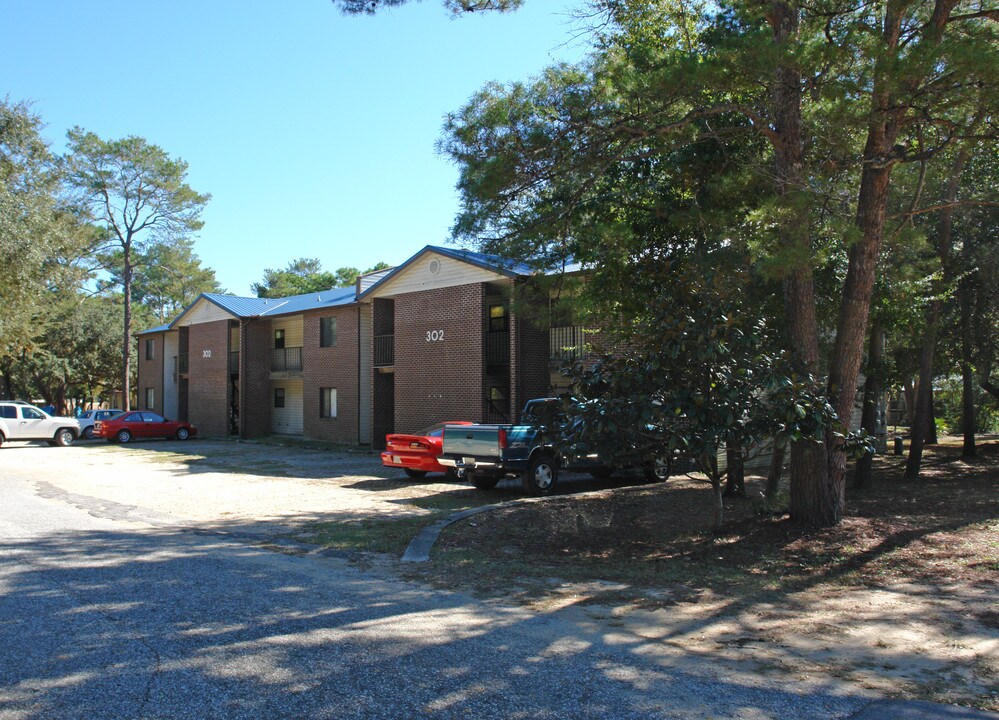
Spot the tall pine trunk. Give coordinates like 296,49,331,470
962,365,976,456
855,320,884,488
904,146,965,477
959,237,977,457
769,0,835,526
122,242,133,411
904,299,940,478
765,444,786,500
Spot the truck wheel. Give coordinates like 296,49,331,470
643,455,673,483
0,433,4,448
54,428,75,447
523,454,558,496
83,426,94,440
469,474,499,490
404,468,427,479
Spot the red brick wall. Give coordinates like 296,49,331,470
136,334,164,415
394,283,485,432
187,320,230,437
302,306,359,443
240,318,272,438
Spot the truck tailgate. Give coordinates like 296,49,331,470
442,425,504,458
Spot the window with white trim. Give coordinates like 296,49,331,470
320,388,337,418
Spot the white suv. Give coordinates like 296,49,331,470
0,402,81,447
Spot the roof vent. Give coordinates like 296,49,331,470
429,258,441,275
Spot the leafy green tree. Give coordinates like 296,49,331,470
334,0,519,12
555,260,844,531
395,0,994,525
62,130,210,410
15,292,123,412
65,295,124,407
103,238,222,322
252,258,390,297
0,99,77,371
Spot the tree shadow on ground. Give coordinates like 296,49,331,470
0,525,869,720
423,439,999,709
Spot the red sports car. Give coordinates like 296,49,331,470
95,411,198,443
381,421,473,478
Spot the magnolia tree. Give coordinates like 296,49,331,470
547,263,863,532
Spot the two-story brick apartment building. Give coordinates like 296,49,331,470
137,246,582,448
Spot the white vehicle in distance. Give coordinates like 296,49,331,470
77,408,124,440
0,402,81,447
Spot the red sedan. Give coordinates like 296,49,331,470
95,411,198,443
381,421,473,478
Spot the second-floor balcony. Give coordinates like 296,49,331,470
271,347,303,373
374,334,394,367
485,331,509,364
550,326,590,362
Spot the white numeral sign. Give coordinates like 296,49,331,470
426,330,444,342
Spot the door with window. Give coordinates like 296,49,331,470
14,406,47,439
271,380,304,435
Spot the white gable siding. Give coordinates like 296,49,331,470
272,379,304,435
174,299,237,326
163,331,179,420
365,253,509,298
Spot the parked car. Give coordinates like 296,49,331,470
381,421,474,478
76,408,124,440
0,402,80,447
94,411,197,443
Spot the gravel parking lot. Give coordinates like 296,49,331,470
1,438,460,539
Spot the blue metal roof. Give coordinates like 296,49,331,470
150,245,581,332
165,287,359,330
256,286,356,316
425,245,536,276
135,323,172,336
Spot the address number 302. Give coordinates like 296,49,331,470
426,330,444,342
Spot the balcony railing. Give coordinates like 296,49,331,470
484,331,510,364
550,326,589,362
229,351,239,374
374,334,394,367
271,347,303,372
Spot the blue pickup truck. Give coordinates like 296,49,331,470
437,398,647,496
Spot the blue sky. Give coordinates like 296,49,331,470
5,1,590,295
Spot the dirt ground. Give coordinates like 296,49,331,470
6,434,996,710
418,437,999,710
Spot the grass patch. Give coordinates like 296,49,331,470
301,516,432,555
300,490,500,556
420,437,999,604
